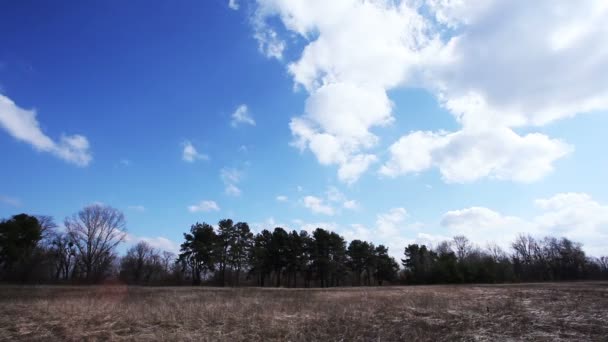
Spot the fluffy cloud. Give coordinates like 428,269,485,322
0,94,92,166
188,200,220,212
225,184,242,197
228,0,239,11
276,195,288,202
302,186,359,214
440,193,608,256
254,0,608,183
231,104,255,127
303,195,334,216
440,206,535,249
343,200,358,210
182,141,208,162
381,128,572,183
220,167,243,196
340,207,428,260
126,234,180,254
254,0,435,184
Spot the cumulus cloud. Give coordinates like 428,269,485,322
343,200,358,210
440,206,535,249
340,207,427,260
220,167,243,196
254,1,435,184
303,195,334,216
188,200,220,212
381,128,572,183
126,234,180,254
0,94,92,166
302,186,359,215
440,193,608,256
228,0,239,10
276,195,288,202
182,141,208,162
231,104,255,127
253,0,608,184
225,184,242,197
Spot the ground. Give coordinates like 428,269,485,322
0,282,607,341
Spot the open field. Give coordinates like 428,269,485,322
1,282,607,341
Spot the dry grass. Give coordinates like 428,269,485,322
1,282,607,341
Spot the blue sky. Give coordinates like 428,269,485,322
1,0,607,257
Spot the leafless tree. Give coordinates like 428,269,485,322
486,242,507,261
598,256,608,272
36,215,57,244
453,235,472,261
65,204,127,282
512,234,535,262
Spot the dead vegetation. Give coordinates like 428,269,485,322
1,282,607,341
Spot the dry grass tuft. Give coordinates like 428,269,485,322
1,282,607,341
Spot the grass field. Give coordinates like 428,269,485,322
1,282,607,341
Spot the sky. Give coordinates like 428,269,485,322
1,0,607,258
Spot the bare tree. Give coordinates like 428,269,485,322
35,215,58,244
486,243,507,262
65,204,127,282
512,234,537,264
598,256,608,272
453,235,472,261
50,232,76,280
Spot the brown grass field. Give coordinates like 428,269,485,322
1,282,607,341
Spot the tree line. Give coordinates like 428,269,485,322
1,204,607,286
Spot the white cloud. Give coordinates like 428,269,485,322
0,195,21,207
325,186,345,202
231,104,255,127
254,0,438,183
343,200,358,210
440,193,608,256
298,221,339,234
128,205,146,212
276,195,288,202
254,0,608,184
188,200,220,212
303,186,358,214
225,183,242,196
381,128,572,183
340,207,419,260
228,0,239,10
440,206,535,250
376,207,409,238
0,94,92,166
220,167,243,196
126,234,179,254
182,141,208,162
425,1,608,128
303,195,334,215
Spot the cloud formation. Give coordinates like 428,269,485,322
440,193,608,256
303,195,334,216
231,104,255,127
188,200,220,212
0,94,92,166
220,167,243,196
182,141,208,162
254,0,608,184
228,0,239,11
